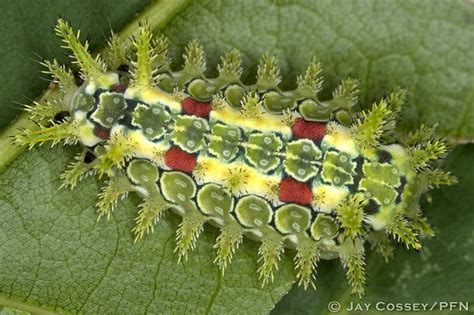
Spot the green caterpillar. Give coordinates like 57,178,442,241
15,19,456,297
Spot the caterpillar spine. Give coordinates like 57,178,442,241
15,19,457,296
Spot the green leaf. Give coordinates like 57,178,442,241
0,146,295,314
0,0,473,313
273,144,474,314
0,0,150,128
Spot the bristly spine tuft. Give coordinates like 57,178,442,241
218,49,243,80
386,213,422,250
175,212,207,262
130,23,156,89
41,59,75,92
23,98,66,121
94,130,136,177
297,56,323,97
294,240,320,289
133,195,169,241
340,241,366,298
241,91,263,120
183,40,206,76
332,78,359,109
408,137,448,172
257,53,281,89
104,32,129,70
14,119,78,149
96,172,133,219
153,35,171,72
258,236,284,286
60,152,95,189
214,224,244,274
335,194,365,240
55,18,106,81
351,92,405,150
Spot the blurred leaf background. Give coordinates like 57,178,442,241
0,0,473,314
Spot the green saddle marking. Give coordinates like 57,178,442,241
321,151,356,186
91,92,127,128
324,151,355,173
275,204,311,234
363,162,400,187
311,214,338,240
284,139,322,181
235,195,272,229
359,178,398,206
285,158,319,182
131,103,171,140
73,90,95,113
197,183,234,217
245,133,283,173
187,78,216,101
334,109,352,126
321,164,353,186
156,73,176,93
160,171,197,205
126,159,159,187
208,123,241,162
262,91,295,113
171,115,209,153
299,99,331,122
224,84,245,109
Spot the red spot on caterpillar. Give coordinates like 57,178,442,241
94,126,110,140
164,146,197,173
181,97,212,118
291,118,326,140
278,177,313,205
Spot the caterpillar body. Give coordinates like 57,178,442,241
15,19,456,296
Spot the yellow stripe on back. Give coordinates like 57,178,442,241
211,106,291,137
194,156,281,204
125,87,182,112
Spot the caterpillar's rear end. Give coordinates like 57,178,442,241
15,19,456,297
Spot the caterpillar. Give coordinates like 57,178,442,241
14,19,457,297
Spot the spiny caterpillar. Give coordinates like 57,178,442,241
15,19,457,297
